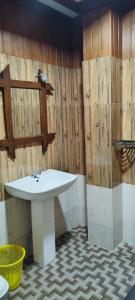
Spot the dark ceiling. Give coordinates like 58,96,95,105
8,0,135,19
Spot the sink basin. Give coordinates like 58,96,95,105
5,169,77,201
5,169,77,266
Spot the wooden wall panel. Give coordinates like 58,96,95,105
0,91,6,140
0,1,82,68
83,57,121,188
111,58,122,139
82,6,122,188
122,8,135,59
72,68,85,174
71,23,83,68
111,58,122,186
83,9,122,60
112,11,122,59
0,54,85,200
121,8,135,185
11,89,41,138
83,58,112,187
122,59,135,184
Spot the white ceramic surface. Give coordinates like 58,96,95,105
123,183,135,245
0,202,8,245
5,169,77,201
0,275,9,299
5,169,77,266
87,184,123,250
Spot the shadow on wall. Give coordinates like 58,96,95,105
0,196,68,256
7,198,33,256
55,196,67,238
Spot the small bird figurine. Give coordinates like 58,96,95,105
35,69,48,83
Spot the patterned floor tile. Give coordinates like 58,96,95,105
8,226,135,300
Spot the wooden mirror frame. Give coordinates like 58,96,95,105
0,65,55,160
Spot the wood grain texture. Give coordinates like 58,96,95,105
71,23,83,68
2,65,15,158
0,64,55,158
83,9,122,60
0,54,85,200
122,59,135,184
120,8,135,184
82,6,135,187
0,1,81,68
111,58,122,140
122,8,135,59
83,57,121,188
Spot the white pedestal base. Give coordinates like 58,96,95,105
31,198,55,266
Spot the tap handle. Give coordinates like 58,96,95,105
31,170,41,177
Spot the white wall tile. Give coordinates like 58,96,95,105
123,183,135,245
87,185,113,249
77,207,87,227
87,184,123,250
55,175,86,232
88,221,114,250
77,175,87,208
87,185,113,227
0,201,8,245
55,215,67,238
113,184,123,248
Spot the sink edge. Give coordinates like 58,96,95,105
5,177,77,201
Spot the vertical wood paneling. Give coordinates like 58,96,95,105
83,10,111,60
11,89,41,138
83,58,112,187
0,0,84,252
72,23,82,68
72,68,85,174
83,7,122,188
83,9,122,60
0,91,6,139
0,1,82,68
122,8,135,59
112,11,122,59
0,54,85,200
111,58,122,186
122,59,135,184
121,8,135,184
83,57,121,188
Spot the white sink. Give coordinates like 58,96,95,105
5,169,77,201
5,169,77,266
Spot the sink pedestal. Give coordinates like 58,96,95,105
5,169,77,266
31,198,56,266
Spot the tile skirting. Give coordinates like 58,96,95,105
87,183,135,250
87,184,123,250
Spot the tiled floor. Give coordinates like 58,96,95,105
8,227,135,300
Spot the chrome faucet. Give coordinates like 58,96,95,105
31,170,41,178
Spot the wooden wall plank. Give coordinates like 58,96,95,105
83,58,112,187
83,57,121,188
83,8,122,60
122,7,135,182
0,1,82,68
82,7,122,188
122,8,135,59
0,53,85,200
122,59,135,184
0,91,6,140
